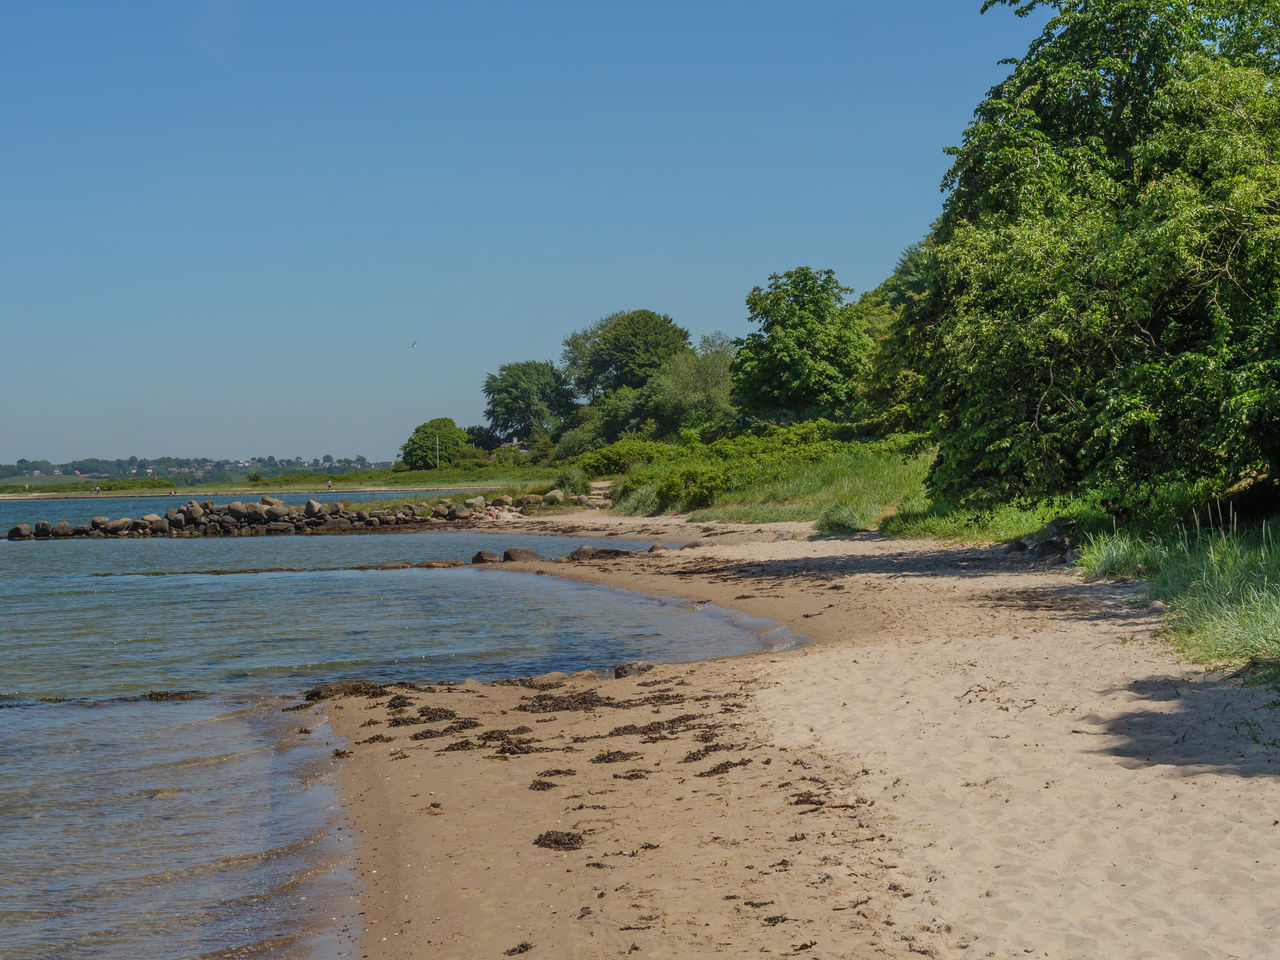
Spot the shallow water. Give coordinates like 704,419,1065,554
0,510,793,959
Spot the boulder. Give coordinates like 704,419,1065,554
615,661,656,679
448,507,473,521
245,503,268,523
543,489,565,504
261,496,283,507
518,494,543,507
321,517,353,532
226,501,249,520
471,550,502,564
104,517,135,534
6,524,31,540
303,499,325,518
91,516,110,530
432,504,450,519
51,521,74,538
266,521,295,535
1029,536,1068,560
266,504,289,522
149,517,170,535
566,546,598,561
492,494,514,507
328,502,344,516
503,547,545,562
169,513,186,529
33,521,52,539
464,495,486,510
647,544,670,553
72,525,92,537
141,513,164,524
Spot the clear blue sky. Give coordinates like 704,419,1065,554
2,1,1049,463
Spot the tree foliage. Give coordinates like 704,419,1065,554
732,267,872,420
400,417,468,470
562,309,691,398
909,0,1280,502
482,360,575,440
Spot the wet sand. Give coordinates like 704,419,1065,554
317,514,1280,959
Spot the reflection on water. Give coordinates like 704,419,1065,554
0,527,793,959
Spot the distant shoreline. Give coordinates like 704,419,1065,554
0,485,502,502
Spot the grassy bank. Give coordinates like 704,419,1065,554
577,426,932,531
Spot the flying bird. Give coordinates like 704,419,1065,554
409,339,417,349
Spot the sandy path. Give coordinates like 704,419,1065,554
322,516,1280,959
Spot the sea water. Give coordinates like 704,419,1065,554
0,507,793,959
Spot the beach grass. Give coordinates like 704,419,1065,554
1078,514,1280,664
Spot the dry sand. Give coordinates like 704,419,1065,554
311,514,1280,959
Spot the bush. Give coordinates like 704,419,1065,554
554,465,591,497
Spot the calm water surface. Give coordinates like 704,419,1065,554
0,502,793,959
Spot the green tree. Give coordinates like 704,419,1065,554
482,360,576,439
731,267,872,420
400,417,468,470
643,333,738,438
562,310,691,398
909,0,1280,502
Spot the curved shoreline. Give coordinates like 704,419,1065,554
315,511,1280,959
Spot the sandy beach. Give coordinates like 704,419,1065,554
312,514,1280,959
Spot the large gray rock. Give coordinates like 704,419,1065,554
182,503,203,522
448,506,473,521
543,489,565,504
464,495,486,510
33,521,52,539
471,550,502,564
226,501,249,520
7,524,31,540
104,517,135,534
492,494,514,507
266,521,295,535
321,517,352,531
141,513,164,524
304,499,325,518
150,517,170,534
265,504,289,522
518,494,543,507
51,521,73,538
432,504,450,519
503,547,545,562
261,496,283,507
91,516,110,530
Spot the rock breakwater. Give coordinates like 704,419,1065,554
5,490,607,541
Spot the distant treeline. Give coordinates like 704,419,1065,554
0,454,384,485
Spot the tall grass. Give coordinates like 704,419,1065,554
606,435,932,532
1079,509,1280,663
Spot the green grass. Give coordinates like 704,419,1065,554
602,431,932,532
1078,513,1280,664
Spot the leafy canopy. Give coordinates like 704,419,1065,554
482,360,575,440
732,266,872,420
561,309,691,399
400,417,468,470
910,0,1280,503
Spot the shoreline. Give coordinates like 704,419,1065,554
0,484,495,502
314,512,1280,958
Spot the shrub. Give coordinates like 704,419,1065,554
554,465,591,496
